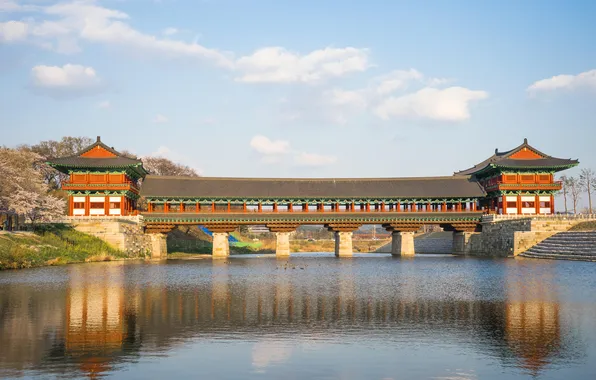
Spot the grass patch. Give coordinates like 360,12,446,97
0,224,126,270
569,221,596,231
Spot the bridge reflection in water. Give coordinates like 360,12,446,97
0,259,586,378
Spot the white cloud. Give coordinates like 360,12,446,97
0,21,28,42
236,46,369,84
374,86,488,121
0,0,39,12
375,69,424,95
31,64,101,89
0,1,233,67
327,88,368,109
527,69,596,93
162,27,178,36
294,152,337,167
97,100,110,109
250,135,290,155
152,114,169,123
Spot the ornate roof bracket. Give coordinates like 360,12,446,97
382,223,420,232
325,223,362,232
267,224,300,232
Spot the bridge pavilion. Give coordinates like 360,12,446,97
48,138,578,258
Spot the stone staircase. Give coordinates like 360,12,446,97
520,232,596,261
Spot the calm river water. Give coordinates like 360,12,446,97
1,254,596,379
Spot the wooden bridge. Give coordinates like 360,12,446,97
46,137,578,258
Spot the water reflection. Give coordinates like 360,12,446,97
0,257,590,379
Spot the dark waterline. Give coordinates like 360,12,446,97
1,254,596,379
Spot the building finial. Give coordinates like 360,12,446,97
524,137,528,144
97,136,101,142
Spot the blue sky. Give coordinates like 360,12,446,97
1,0,595,179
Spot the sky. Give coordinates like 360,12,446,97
0,0,595,180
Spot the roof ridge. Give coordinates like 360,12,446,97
499,138,552,159
76,136,123,157
144,175,475,181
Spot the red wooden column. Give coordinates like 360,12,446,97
351,201,355,211
104,196,109,216
85,195,91,216
427,201,431,212
381,202,386,212
550,194,555,214
442,202,447,212
258,202,262,213
164,202,170,213
212,201,216,212
304,202,309,212
412,203,417,212
196,202,200,213
289,202,293,212
366,202,370,212
472,201,477,212
321,202,325,213
121,196,125,215
227,201,231,213
243,202,247,212
517,195,522,215
69,196,74,216
396,202,400,212
273,202,278,212
147,201,152,213
180,202,185,212
335,202,339,212
535,195,540,215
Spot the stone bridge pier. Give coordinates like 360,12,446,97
267,224,299,257
390,231,416,256
327,224,361,257
205,224,238,259
382,224,418,256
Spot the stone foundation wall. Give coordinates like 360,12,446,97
458,218,574,257
68,219,152,257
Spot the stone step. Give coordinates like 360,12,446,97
521,252,596,262
540,243,596,251
526,248,596,256
521,231,596,260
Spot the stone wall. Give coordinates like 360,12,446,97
455,218,576,257
415,232,453,254
68,218,152,258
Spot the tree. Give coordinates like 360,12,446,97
559,175,570,214
567,176,582,214
11,190,65,224
0,147,65,224
142,156,199,177
30,136,94,158
28,136,94,190
579,168,595,214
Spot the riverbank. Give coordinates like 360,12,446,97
0,225,127,270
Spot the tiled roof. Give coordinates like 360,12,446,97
140,175,486,199
455,139,579,175
46,136,146,175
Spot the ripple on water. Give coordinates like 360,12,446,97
0,256,595,379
